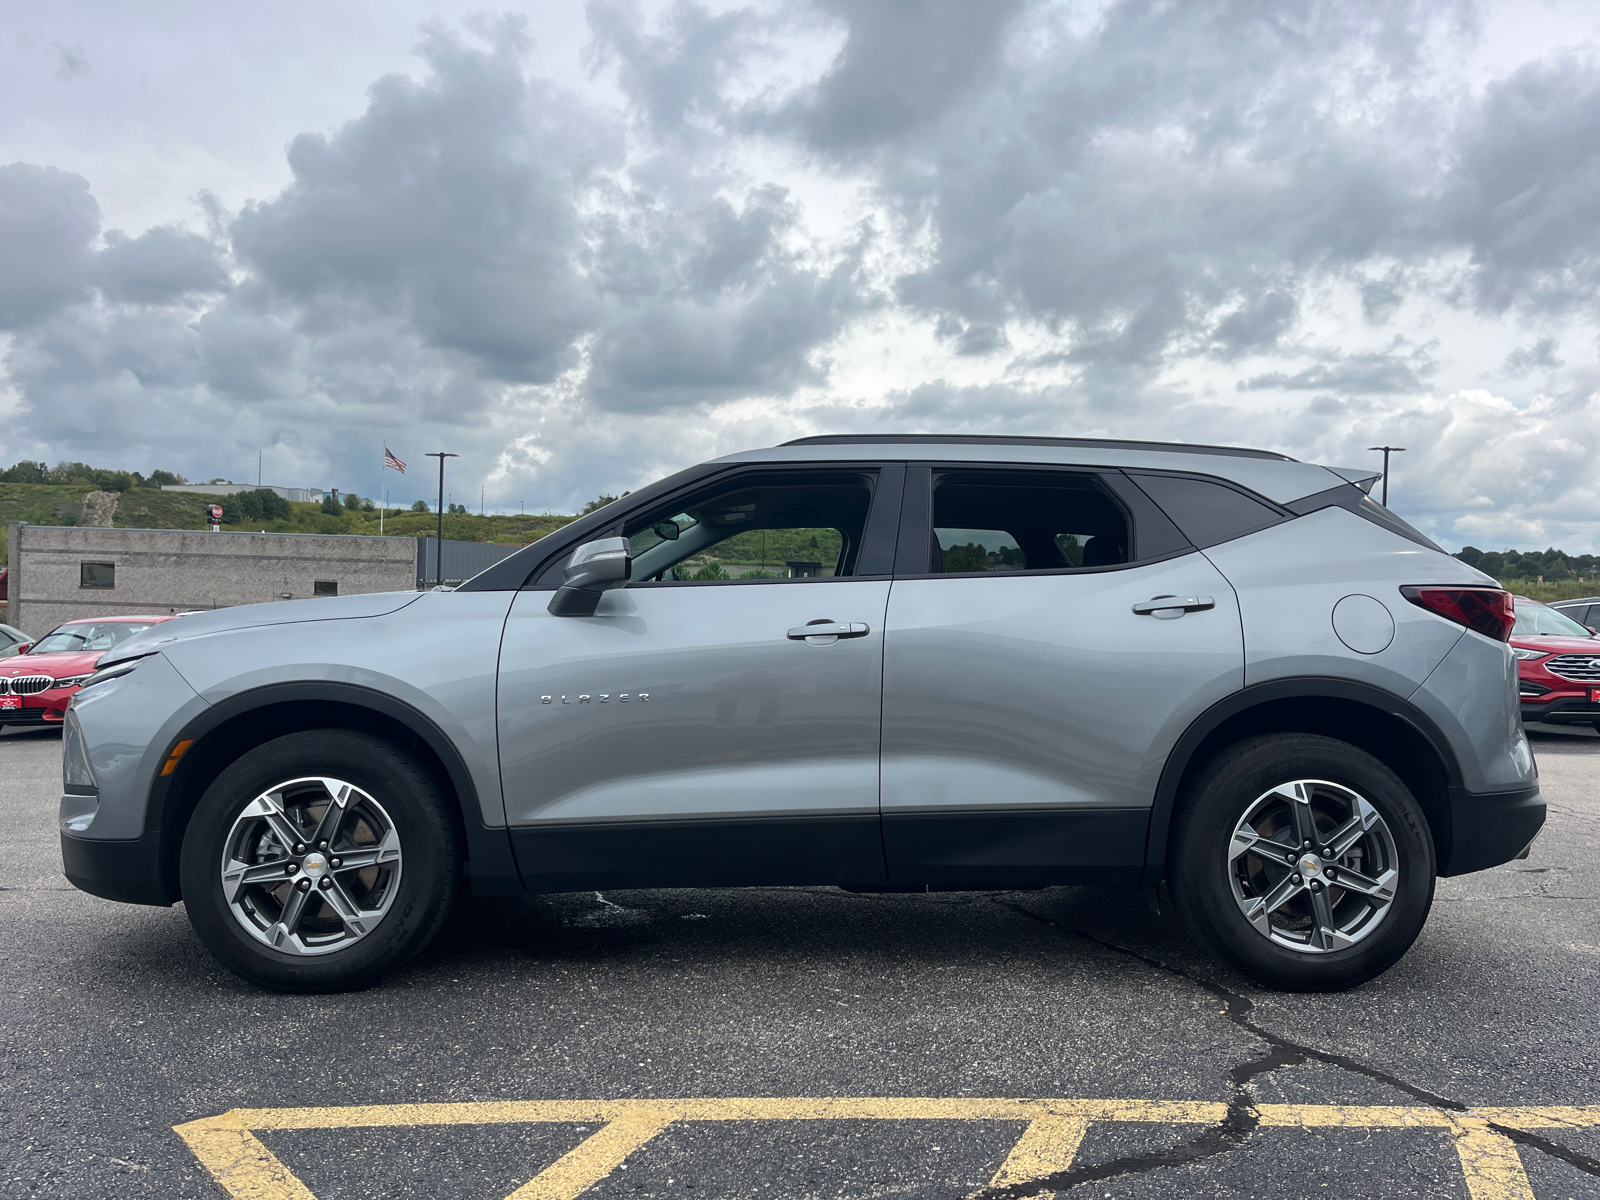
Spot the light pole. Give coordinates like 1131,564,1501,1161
1367,445,1406,507
425,452,458,586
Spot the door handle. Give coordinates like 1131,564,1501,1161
787,621,871,642
1132,595,1215,619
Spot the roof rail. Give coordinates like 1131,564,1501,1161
779,433,1294,461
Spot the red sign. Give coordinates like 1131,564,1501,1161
207,504,223,528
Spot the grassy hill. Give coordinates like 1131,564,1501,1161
0,483,581,562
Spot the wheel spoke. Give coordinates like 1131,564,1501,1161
309,780,351,848
1329,865,1397,904
1242,870,1304,935
1229,826,1300,863
318,876,375,937
268,885,313,951
221,857,296,902
239,792,303,854
330,827,401,872
1270,781,1319,847
1308,886,1355,950
1325,797,1381,858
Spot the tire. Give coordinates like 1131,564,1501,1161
1171,733,1435,992
179,729,459,992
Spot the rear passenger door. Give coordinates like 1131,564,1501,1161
880,466,1244,887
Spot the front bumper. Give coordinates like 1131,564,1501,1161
1520,694,1600,725
1440,783,1545,876
60,829,171,905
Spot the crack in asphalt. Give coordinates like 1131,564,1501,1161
966,898,1600,1197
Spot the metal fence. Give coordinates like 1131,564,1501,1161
416,538,527,588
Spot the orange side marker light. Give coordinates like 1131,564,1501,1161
161,739,194,776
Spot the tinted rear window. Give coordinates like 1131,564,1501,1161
1127,473,1284,549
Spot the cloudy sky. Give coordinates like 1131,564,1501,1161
3,0,1600,546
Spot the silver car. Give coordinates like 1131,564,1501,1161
60,435,1543,992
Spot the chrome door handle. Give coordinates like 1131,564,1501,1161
787,621,871,641
1132,595,1215,619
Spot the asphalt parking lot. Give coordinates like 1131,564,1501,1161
2,724,1597,1200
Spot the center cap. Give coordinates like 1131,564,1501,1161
1300,855,1323,876
302,853,328,875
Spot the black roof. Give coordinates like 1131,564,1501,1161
779,434,1293,461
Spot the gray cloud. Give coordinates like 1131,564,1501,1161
97,227,229,305
765,0,1027,152
0,164,99,329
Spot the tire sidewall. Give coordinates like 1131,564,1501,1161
1174,734,1435,992
180,730,454,992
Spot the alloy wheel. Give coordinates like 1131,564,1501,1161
1227,778,1399,954
219,776,403,955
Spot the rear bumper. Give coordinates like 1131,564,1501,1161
61,830,172,906
1440,783,1545,876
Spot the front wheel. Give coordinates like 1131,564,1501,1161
1171,733,1435,992
179,730,459,992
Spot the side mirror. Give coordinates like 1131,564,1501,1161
548,537,632,617
13,642,29,655
653,520,680,541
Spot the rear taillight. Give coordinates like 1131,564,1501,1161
1400,586,1514,642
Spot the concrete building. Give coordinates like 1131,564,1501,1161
5,524,416,636
161,483,325,504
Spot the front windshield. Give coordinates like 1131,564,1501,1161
1512,604,1592,638
29,622,154,654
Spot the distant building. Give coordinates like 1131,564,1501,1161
161,483,325,504
6,524,415,635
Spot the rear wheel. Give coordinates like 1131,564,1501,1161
179,730,458,992
1171,733,1435,992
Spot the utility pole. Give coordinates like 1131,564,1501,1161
425,452,458,586
1367,445,1406,507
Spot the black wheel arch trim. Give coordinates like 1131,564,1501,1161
147,680,521,903
1143,676,1467,882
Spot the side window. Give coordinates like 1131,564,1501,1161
930,473,1132,574
624,474,875,583
1127,473,1284,549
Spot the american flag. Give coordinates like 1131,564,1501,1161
383,446,406,474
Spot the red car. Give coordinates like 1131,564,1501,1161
0,615,177,730
1512,597,1600,730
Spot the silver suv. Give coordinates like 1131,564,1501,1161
60,436,1543,993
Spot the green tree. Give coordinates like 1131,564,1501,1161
742,568,776,579
321,493,343,515
691,562,730,581
411,500,430,512
223,488,292,524
941,543,991,572
343,492,364,510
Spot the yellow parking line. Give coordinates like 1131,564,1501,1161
984,1116,1091,1200
505,1109,676,1200
174,1097,1599,1200
173,1111,317,1200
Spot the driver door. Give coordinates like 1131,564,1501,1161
496,466,903,891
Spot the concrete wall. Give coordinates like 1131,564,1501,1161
6,524,416,636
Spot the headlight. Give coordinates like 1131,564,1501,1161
1513,648,1550,661
54,674,92,689
76,656,149,692
63,711,97,792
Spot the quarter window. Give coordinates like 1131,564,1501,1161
930,474,1132,574
1127,473,1283,548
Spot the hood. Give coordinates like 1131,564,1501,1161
0,649,99,678
99,590,425,666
